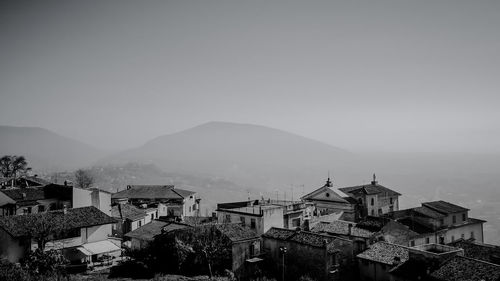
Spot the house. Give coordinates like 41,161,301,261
262,227,354,281
311,220,376,254
357,242,410,281
216,199,307,235
125,220,190,250
429,255,500,281
73,187,112,215
111,204,149,237
0,206,119,266
163,223,260,280
112,185,200,219
385,200,486,246
0,183,72,216
339,174,401,218
301,177,359,221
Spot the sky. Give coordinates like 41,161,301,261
1,0,499,152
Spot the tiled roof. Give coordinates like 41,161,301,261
356,216,391,232
422,201,469,214
312,221,375,238
0,206,116,237
111,204,146,221
357,242,409,265
339,182,401,196
396,217,434,234
1,188,46,202
125,220,187,241
0,184,72,205
262,227,296,240
289,231,337,249
448,239,500,265
263,227,343,253
430,255,500,281
413,206,446,219
215,223,259,242
112,185,195,200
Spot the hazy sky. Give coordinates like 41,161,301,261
1,0,499,152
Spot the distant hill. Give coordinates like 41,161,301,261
104,121,360,192
0,126,104,171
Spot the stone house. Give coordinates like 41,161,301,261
111,203,150,237
0,183,72,216
385,200,485,246
125,220,190,250
112,185,200,219
339,175,401,218
216,199,307,235
262,227,354,281
0,206,119,265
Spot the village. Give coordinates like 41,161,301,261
1,169,499,281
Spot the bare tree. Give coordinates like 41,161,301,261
0,156,31,184
74,169,94,189
24,213,64,251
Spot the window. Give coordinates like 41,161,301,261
370,198,374,206
439,219,444,225
23,207,32,215
155,211,158,218
325,193,330,197
225,214,231,223
292,218,301,228
139,220,142,227
410,240,415,247
425,237,430,244
452,215,456,224
250,218,256,229
470,231,475,239
378,208,382,215
461,233,465,239
240,216,245,226
462,213,466,221
38,205,45,213
151,214,154,221
189,206,191,212
390,197,393,204
371,210,375,216
451,235,455,242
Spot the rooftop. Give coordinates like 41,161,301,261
339,181,401,197
215,223,259,242
0,206,116,237
263,227,345,253
112,185,195,200
430,255,500,281
125,220,189,241
448,239,500,265
357,242,409,265
111,204,146,221
422,200,469,215
312,221,375,238
412,206,447,219
0,184,72,205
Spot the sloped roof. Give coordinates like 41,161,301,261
111,204,146,221
0,206,116,237
215,223,259,242
357,242,409,265
339,182,401,196
301,185,350,204
430,255,500,281
125,220,181,241
413,206,446,218
448,239,500,265
262,227,296,240
1,188,45,202
312,221,375,238
422,201,469,214
396,217,434,234
112,185,195,200
263,227,344,253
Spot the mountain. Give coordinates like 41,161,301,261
104,121,361,192
0,126,104,171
